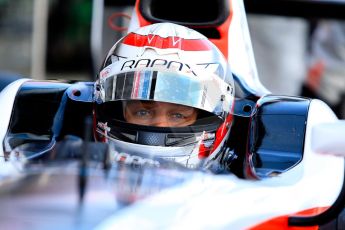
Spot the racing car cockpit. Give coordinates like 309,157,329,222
0,1,310,179
0,66,310,180
1,0,345,228
0,0,309,180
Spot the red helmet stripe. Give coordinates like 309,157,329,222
122,33,212,51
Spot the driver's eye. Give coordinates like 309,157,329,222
170,113,184,120
135,110,152,118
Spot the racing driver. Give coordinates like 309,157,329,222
93,22,235,170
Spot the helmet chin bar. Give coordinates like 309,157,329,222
97,117,221,147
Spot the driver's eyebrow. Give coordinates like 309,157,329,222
169,104,196,111
127,101,155,108
140,101,157,107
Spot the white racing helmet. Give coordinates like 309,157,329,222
94,23,235,169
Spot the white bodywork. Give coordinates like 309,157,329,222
227,0,269,95
0,79,30,158
1,0,345,227
95,99,344,229
127,0,270,96
312,120,345,156
0,79,29,180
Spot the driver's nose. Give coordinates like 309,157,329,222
152,116,169,127
151,115,170,127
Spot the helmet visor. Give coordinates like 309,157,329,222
99,70,233,117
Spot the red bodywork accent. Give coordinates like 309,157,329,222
249,207,329,229
207,0,233,59
134,0,233,59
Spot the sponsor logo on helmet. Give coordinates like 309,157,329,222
120,58,224,77
121,58,198,76
111,151,161,168
100,67,111,79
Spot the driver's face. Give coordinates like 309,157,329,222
124,101,198,127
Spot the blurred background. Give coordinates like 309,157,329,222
0,0,134,82
0,0,345,118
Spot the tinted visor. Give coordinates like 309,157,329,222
101,70,230,117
